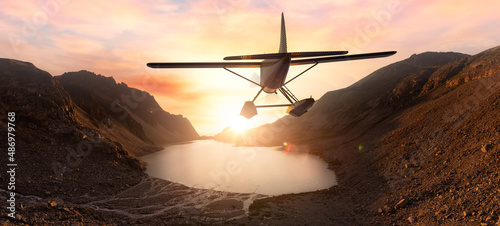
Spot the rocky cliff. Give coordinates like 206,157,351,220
0,59,145,201
0,58,200,224
56,70,199,155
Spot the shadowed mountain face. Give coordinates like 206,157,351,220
0,59,145,201
56,71,199,153
0,58,198,201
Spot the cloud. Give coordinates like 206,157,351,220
125,73,198,98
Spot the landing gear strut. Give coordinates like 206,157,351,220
229,66,317,119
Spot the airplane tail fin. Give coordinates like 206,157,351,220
223,13,349,60
279,12,287,53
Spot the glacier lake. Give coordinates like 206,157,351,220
140,140,337,196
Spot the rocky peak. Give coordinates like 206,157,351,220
0,58,75,127
55,70,199,149
0,58,146,200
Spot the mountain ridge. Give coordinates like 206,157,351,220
55,70,199,155
0,58,145,203
0,57,199,200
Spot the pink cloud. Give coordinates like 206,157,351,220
125,73,199,99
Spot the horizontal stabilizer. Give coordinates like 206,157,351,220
289,51,348,58
224,53,286,60
224,51,348,60
291,51,397,66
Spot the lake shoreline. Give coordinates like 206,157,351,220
140,139,337,196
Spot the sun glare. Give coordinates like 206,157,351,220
231,116,250,132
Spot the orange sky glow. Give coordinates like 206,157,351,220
2,0,500,135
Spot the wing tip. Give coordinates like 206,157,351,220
146,63,158,68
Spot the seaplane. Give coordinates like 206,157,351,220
147,13,396,119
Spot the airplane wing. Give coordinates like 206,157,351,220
147,51,394,68
147,62,261,68
290,51,397,66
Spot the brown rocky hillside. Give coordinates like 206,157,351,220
0,59,200,224
227,46,500,225
56,71,199,155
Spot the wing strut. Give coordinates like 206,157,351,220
252,87,264,102
223,67,261,87
255,104,291,108
284,62,318,86
279,86,299,104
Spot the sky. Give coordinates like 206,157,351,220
1,0,499,135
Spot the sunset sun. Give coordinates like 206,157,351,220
230,116,250,132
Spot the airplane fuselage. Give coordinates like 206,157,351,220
260,54,291,93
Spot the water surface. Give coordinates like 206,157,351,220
140,140,337,195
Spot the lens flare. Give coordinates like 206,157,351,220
283,141,292,153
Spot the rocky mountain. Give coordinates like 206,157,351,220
0,58,199,223
0,58,145,202
220,46,500,225
55,70,199,155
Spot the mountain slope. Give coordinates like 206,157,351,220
364,46,500,225
289,51,470,141
230,46,500,225
0,58,200,200
0,58,145,201
56,71,199,155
